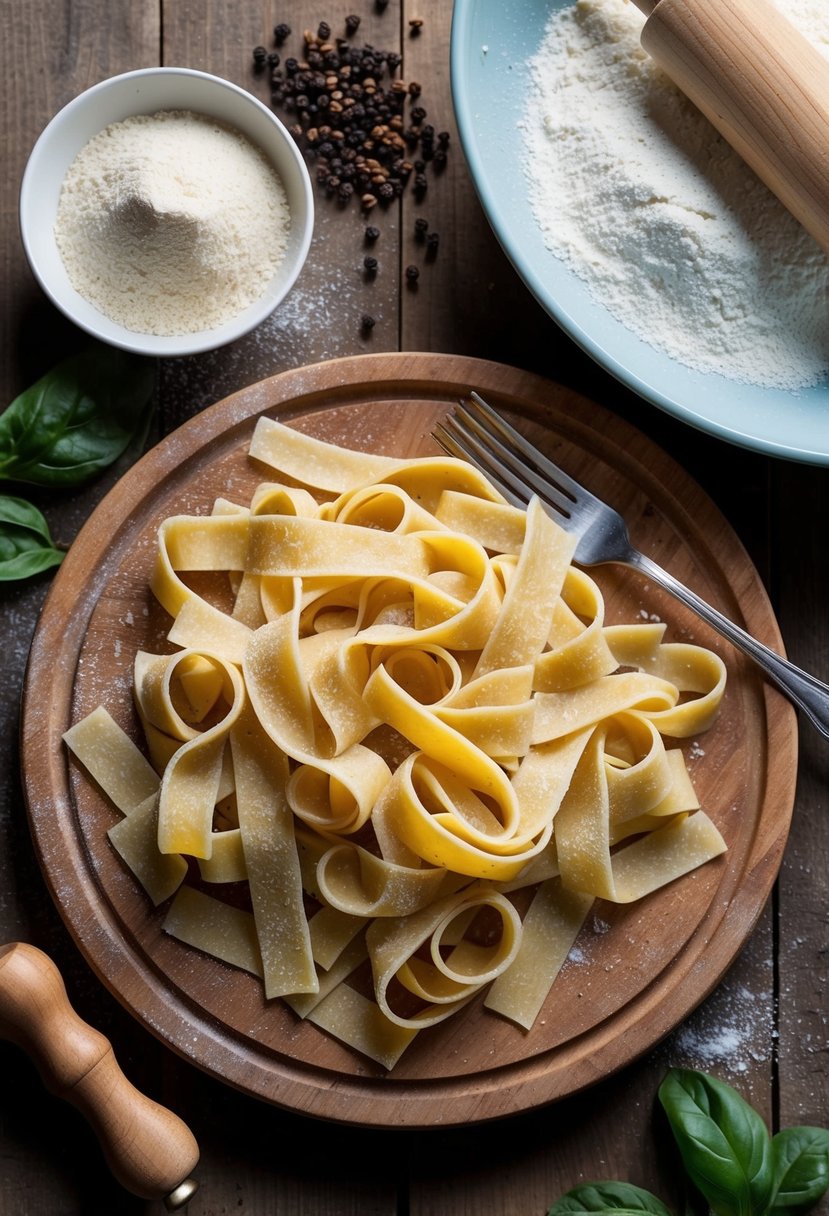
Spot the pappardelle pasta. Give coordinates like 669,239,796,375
64,417,727,1069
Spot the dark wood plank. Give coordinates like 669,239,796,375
773,460,829,1138
159,0,404,430
0,0,821,1212
0,7,166,1215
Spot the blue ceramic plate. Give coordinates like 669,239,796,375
450,0,829,464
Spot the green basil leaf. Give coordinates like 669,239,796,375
0,344,155,487
768,1127,829,1214
658,1069,773,1216
0,494,64,580
548,1181,674,1216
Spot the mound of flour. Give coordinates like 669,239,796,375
523,0,829,388
55,110,290,336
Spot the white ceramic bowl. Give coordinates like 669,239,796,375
19,67,314,358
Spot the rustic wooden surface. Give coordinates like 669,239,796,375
0,1,826,1213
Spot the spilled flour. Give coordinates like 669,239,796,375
523,0,829,388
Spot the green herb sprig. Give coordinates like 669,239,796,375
0,345,155,581
548,1069,829,1216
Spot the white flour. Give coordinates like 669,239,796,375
523,0,829,388
55,110,290,336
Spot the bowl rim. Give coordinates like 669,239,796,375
19,66,315,358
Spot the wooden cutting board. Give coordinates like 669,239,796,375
20,353,797,1127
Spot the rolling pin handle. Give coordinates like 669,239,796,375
0,942,200,1207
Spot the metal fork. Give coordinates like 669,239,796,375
434,391,829,740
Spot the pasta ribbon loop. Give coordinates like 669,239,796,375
64,417,729,1068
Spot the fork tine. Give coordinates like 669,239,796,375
465,392,597,510
433,420,530,510
441,397,577,524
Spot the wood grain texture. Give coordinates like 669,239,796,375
21,353,797,1127
0,0,821,1212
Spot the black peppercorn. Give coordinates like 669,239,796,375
426,231,440,258
414,217,428,240
364,255,378,275
253,45,268,70
318,20,331,40
405,264,420,283
345,14,361,36
409,18,424,33
410,106,426,124
361,313,376,331
284,56,299,75
274,22,291,44
364,225,380,243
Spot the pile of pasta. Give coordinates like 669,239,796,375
64,417,727,1068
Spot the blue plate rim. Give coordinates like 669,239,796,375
450,0,829,466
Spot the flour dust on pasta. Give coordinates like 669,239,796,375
64,418,727,1068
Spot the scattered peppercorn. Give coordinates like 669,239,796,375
252,16,449,225
361,313,376,331
425,231,440,259
414,216,428,241
409,18,424,33
405,264,420,283
363,254,379,276
364,225,380,243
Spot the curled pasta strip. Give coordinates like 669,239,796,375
366,886,523,1029
316,842,449,918
65,417,730,1068
382,753,553,881
134,649,246,860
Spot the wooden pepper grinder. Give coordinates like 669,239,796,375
631,0,829,255
0,942,199,1210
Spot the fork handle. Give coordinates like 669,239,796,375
630,550,829,738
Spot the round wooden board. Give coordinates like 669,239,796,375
21,353,797,1127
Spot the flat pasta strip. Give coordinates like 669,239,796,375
64,416,730,1069
64,706,159,813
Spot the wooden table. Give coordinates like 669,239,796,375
1,3,826,1212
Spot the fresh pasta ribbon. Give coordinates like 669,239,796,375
64,415,730,1069
134,647,246,859
367,885,523,1029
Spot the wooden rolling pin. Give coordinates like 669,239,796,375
0,942,199,1210
631,0,829,255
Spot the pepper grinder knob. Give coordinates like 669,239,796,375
0,942,199,1208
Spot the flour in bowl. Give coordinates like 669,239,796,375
55,110,290,336
522,0,829,389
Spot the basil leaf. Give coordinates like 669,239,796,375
658,1069,773,1216
768,1127,829,1214
548,1181,673,1216
0,344,155,487
0,495,64,580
